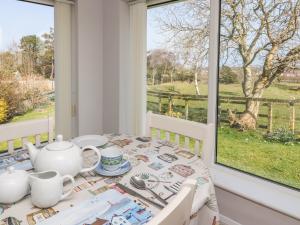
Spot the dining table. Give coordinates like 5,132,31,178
0,133,220,225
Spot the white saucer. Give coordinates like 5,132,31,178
95,160,132,177
72,135,108,148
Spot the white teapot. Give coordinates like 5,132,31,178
26,135,101,176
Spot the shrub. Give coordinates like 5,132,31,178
0,77,48,122
0,99,8,123
0,80,25,119
264,128,298,144
220,66,239,84
165,109,182,118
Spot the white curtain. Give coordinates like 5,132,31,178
54,0,73,139
128,0,147,135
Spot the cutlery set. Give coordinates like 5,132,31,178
116,175,183,210
130,175,169,205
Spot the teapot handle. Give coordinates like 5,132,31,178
79,145,101,173
60,175,75,201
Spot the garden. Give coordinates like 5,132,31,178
147,82,300,189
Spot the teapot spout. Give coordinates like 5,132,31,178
25,142,38,165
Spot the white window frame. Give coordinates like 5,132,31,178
145,0,300,219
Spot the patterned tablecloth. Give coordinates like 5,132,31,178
0,134,219,225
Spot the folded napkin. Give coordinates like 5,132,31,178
191,180,211,215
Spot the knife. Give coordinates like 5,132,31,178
116,183,164,209
163,185,177,201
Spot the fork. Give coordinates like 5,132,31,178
163,181,182,200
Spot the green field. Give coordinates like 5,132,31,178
148,82,300,189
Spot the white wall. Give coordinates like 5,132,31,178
102,0,130,133
75,0,129,135
76,0,103,135
102,0,120,133
216,187,300,225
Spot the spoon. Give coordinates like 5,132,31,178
130,176,168,205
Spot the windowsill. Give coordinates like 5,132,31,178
210,164,300,220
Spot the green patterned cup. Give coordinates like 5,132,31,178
100,147,125,171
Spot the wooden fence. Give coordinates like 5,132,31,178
147,91,300,134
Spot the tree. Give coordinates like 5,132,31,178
158,1,210,95
41,28,54,79
158,0,300,129
0,52,17,79
147,49,176,84
220,66,238,84
19,35,42,76
222,0,300,129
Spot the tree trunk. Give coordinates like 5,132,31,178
50,58,54,80
194,71,200,95
236,100,260,130
152,70,156,85
232,89,264,130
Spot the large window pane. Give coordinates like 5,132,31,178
216,0,300,189
147,0,210,126
0,0,54,152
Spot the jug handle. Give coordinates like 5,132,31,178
60,175,75,201
79,145,101,173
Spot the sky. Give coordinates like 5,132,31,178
0,0,159,52
0,0,53,51
0,0,163,52
147,7,165,51
147,4,181,51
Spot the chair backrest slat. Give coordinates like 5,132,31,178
175,133,180,145
8,140,14,154
22,137,28,149
35,134,41,147
194,140,200,156
156,129,161,139
184,136,190,149
166,131,170,141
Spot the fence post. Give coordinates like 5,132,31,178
218,105,222,126
289,97,296,134
185,99,189,120
158,96,162,114
168,96,173,112
267,103,273,133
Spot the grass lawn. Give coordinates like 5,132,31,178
11,102,54,123
148,82,300,190
217,126,300,189
148,81,300,99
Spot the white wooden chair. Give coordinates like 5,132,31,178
0,118,54,154
147,179,197,225
146,111,214,166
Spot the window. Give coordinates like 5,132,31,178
0,0,54,152
216,0,300,190
147,0,210,126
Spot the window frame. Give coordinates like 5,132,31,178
207,0,300,219
145,0,300,219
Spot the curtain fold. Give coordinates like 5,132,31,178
54,0,73,139
129,0,147,135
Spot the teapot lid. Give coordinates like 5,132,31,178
0,166,28,181
46,135,74,151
